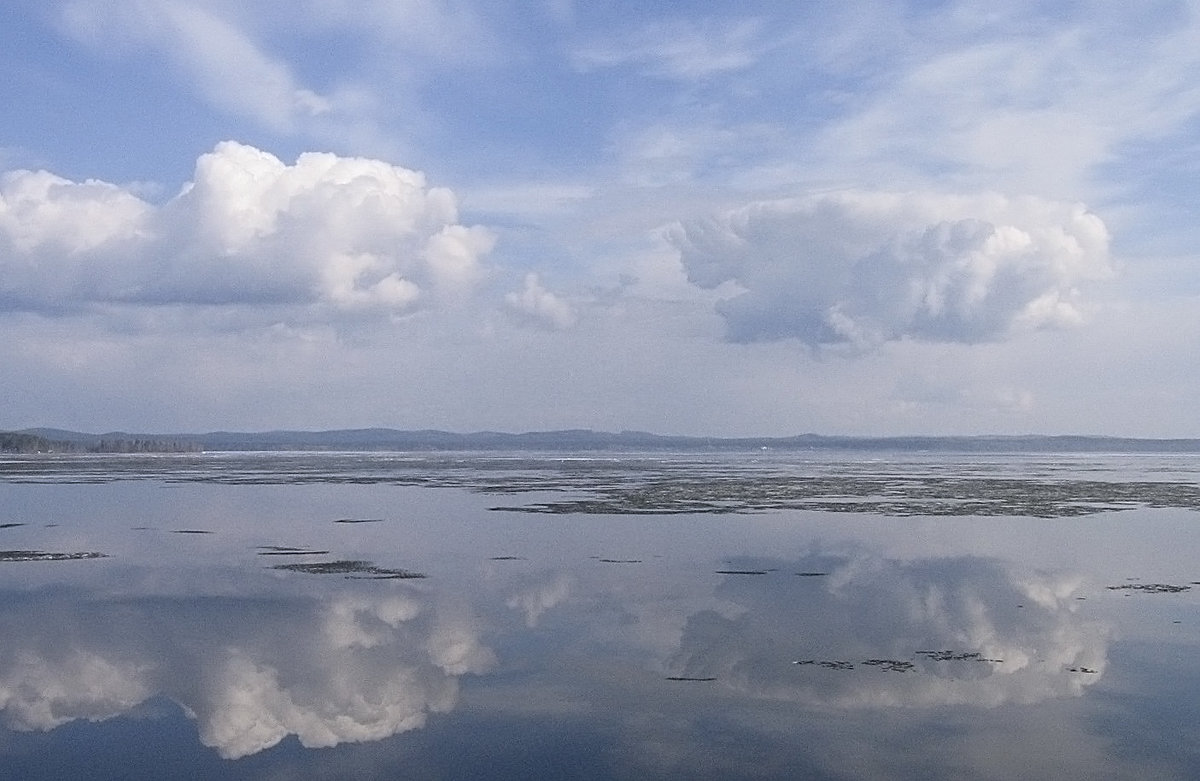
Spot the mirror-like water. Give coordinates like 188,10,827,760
2,452,1199,779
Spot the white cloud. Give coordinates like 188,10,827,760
572,17,764,80
669,191,1111,346
61,0,338,133
611,121,783,188
0,169,152,256
0,141,495,320
299,0,494,63
807,5,1200,198
462,182,594,219
504,273,577,330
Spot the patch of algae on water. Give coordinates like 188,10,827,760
270,559,426,579
0,550,107,562
490,475,1200,518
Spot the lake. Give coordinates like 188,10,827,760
2,450,1200,779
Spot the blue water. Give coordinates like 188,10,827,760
2,451,1199,779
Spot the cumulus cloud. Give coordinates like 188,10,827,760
668,552,1108,708
0,141,494,320
504,273,577,330
0,590,494,759
669,191,1111,346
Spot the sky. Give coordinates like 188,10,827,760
1,0,1199,437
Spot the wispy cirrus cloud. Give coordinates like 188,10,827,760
61,0,337,134
571,17,766,80
297,0,495,63
805,3,1200,199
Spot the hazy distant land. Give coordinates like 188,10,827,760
5,428,1200,454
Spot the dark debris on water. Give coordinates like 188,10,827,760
271,559,426,579
1,550,107,562
792,650,1006,672
256,546,331,556
492,473,1200,518
1107,583,1192,594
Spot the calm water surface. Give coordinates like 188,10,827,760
2,451,1200,779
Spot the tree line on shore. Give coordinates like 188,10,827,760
0,432,201,453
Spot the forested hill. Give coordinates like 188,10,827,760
6,428,1200,453
0,432,58,453
1,430,201,453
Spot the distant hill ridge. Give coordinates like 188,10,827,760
6,427,1200,453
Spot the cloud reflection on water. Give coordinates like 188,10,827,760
0,545,1113,768
0,587,494,758
669,552,1108,708
505,573,573,628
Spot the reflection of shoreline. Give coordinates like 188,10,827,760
0,588,494,758
668,553,1109,708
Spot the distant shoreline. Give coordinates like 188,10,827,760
6,428,1200,454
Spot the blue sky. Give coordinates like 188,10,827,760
2,1,1199,436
